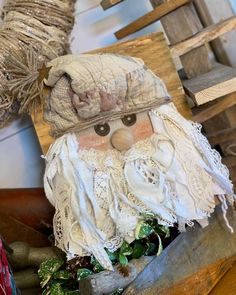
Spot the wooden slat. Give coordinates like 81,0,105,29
150,0,212,79
207,127,236,145
183,64,236,105
210,262,236,295
171,16,236,56
100,0,124,10
115,0,191,39
123,206,236,295
147,257,236,295
194,0,236,68
33,32,190,154
192,92,236,123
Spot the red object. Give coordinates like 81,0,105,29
0,239,12,295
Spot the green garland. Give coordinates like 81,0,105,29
38,218,178,294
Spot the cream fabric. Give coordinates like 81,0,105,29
44,54,170,136
44,103,234,271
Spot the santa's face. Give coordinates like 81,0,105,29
76,111,154,151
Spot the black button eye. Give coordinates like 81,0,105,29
94,123,110,136
121,114,137,127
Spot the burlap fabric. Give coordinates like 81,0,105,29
44,54,171,136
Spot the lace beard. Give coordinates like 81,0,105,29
44,103,235,270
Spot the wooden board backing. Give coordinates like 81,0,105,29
32,32,190,154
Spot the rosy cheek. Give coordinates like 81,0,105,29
78,134,110,150
131,119,154,143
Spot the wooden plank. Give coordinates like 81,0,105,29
100,0,124,10
210,261,236,295
194,0,236,68
123,206,236,295
33,32,190,154
192,92,236,123
150,0,212,78
0,188,54,231
183,64,236,105
115,0,191,39
0,213,50,247
207,127,236,145
171,16,236,56
140,257,236,295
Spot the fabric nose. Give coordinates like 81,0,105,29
111,128,134,151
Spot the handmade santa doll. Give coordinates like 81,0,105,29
43,54,234,271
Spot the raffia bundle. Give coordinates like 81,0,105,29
0,0,75,127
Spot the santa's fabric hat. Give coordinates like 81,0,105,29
44,54,171,136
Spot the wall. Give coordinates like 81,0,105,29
0,0,161,188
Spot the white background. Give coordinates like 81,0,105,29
0,0,235,188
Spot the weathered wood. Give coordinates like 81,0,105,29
100,0,124,10
0,188,54,231
79,256,154,295
194,0,236,68
210,261,236,295
171,16,236,56
192,93,236,123
115,0,191,39
183,64,236,105
150,0,212,78
138,257,236,295
33,32,190,154
207,127,236,146
124,206,236,295
0,213,50,247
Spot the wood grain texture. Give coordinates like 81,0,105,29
123,206,236,295
0,213,50,247
150,0,212,78
194,0,236,68
0,188,54,231
192,92,236,123
143,257,236,295
210,261,236,295
100,0,124,10
183,64,236,105
32,32,190,154
171,16,236,56
115,0,191,39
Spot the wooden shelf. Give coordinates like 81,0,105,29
183,64,236,105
